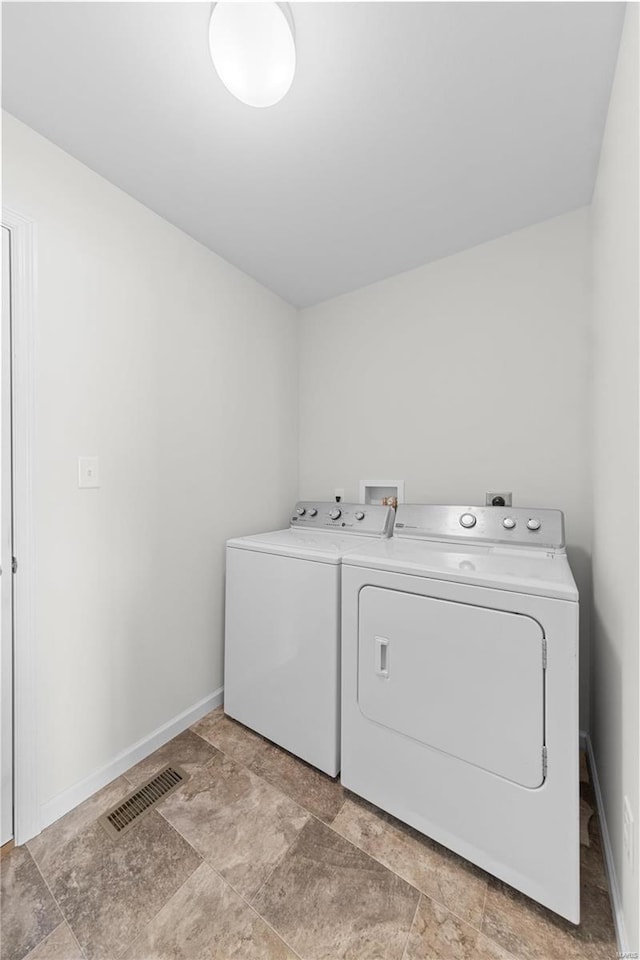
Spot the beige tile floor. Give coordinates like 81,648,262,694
1,708,617,960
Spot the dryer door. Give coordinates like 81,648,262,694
358,586,545,788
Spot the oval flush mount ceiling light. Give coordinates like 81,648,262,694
209,2,296,108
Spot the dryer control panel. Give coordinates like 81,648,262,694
394,505,565,550
290,502,394,538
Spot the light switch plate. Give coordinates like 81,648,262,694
78,456,100,489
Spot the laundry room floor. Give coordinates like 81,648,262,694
1,708,617,960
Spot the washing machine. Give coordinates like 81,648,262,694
341,504,579,923
224,501,394,777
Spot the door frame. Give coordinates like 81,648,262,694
2,207,37,844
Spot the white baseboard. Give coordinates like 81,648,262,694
581,729,629,955
38,687,223,834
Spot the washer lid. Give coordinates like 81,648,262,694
343,537,578,601
227,528,381,564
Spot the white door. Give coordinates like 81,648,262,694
358,586,546,788
1,226,13,845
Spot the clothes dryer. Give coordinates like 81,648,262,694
341,504,579,922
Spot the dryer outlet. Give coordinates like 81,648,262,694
486,491,512,507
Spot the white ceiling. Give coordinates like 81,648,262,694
2,2,625,307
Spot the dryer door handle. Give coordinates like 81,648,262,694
375,637,390,678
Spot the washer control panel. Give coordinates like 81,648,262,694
290,502,394,537
395,505,565,550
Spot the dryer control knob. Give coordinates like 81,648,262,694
460,513,477,528
527,518,541,531
329,508,342,520
308,508,317,517
503,517,516,529
355,511,365,520
296,507,306,515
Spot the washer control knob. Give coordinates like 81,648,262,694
527,518,541,531
329,508,342,520
459,513,477,529
355,511,365,520
503,517,516,529
308,508,317,517
296,507,306,516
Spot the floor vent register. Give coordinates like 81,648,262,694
99,765,187,839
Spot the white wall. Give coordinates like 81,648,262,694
299,209,592,728
2,112,298,813
590,3,639,951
